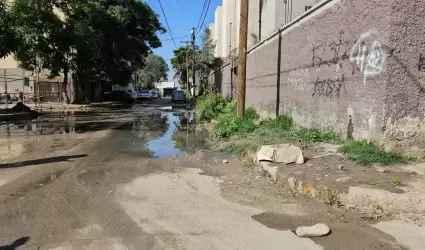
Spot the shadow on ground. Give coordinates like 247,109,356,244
0,237,30,250
0,154,88,168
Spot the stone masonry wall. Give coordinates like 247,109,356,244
212,0,425,157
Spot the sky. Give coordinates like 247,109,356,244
144,0,222,81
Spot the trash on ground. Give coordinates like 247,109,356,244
256,144,304,164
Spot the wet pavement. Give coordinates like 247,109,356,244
0,101,206,160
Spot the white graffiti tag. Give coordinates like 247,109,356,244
350,31,385,83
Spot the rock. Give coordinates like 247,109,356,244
222,159,229,164
310,187,318,198
257,144,304,164
296,223,330,237
336,176,351,182
288,177,297,190
260,162,279,182
321,144,342,153
297,181,304,194
337,165,344,170
375,167,389,173
307,163,313,167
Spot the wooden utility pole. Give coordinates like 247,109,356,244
191,27,196,97
237,0,249,117
229,22,233,99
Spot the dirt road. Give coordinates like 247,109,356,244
0,99,419,249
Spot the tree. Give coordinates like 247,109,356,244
0,0,17,58
170,46,193,95
8,0,165,103
170,27,222,97
197,27,222,95
139,54,169,89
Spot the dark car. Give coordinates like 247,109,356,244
103,90,135,103
171,90,187,103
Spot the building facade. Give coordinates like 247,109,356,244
210,0,320,58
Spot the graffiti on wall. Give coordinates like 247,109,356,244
312,30,350,69
418,54,425,72
312,74,346,98
349,31,385,83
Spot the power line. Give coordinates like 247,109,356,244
196,0,212,35
156,0,177,48
195,0,209,31
162,35,191,42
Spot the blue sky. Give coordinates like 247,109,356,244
145,0,222,80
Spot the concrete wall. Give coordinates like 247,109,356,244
221,0,230,57
247,0,260,48
210,0,425,157
211,0,323,58
213,7,223,57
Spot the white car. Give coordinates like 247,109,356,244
150,91,159,99
138,90,152,100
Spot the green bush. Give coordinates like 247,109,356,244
340,141,408,165
296,128,340,142
213,106,259,139
195,92,230,122
244,107,260,121
261,115,293,130
213,115,257,138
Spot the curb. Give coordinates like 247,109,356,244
258,161,425,217
259,161,343,206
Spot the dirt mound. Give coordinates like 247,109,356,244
9,102,33,113
0,102,40,122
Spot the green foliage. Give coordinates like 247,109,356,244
261,115,293,130
171,27,222,95
0,0,17,58
213,104,259,139
244,107,260,121
213,115,257,138
195,92,231,122
296,128,341,142
140,54,169,89
170,46,192,93
340,141,408,165
391,177,403,187
6,0,164,103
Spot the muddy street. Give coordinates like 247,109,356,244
0,99,418,249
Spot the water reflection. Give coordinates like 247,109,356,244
144,112,204,158
0,109,206,159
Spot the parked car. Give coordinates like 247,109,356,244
138,90,152,100
124,89,138,99
103,90,135,103
150,90,159,99
171,90,187,103
0,94,12,104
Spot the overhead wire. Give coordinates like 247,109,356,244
195,0,209,31
156,0,177,48
196,0,212,35
162,35,191,42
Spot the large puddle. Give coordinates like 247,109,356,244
0,107,207,159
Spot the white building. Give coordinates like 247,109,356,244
210,0,318,59
155,81,181,97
